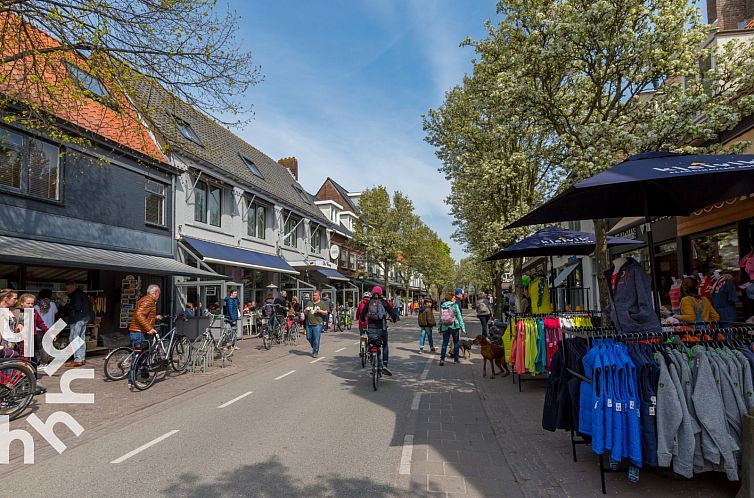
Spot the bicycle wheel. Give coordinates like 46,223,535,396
262,326,271,350
372,352,379,391
170,335,192,372
132,350,159,391
336,319,344,332
0,361,36,420
220,331,235,359
360,341,366,369
104,347,133,381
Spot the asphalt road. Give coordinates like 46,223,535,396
0,316,485,497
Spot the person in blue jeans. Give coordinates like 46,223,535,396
438,292,465,366
127,284,162,386
304,290,328,357
223,288,241,348
417,298,436,354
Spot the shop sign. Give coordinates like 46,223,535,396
0,309,93,463
653,159,754,174
329,244,340,260
541,236,591,245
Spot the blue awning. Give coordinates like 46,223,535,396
182,237,298,275
316,268,350,282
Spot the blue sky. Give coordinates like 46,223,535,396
232,1,499,261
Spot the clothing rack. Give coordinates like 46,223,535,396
560,322,754,494
508,311,600,391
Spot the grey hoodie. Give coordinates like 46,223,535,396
669,349,704,472
710,353,743,448
655,353,683,469
734,350,754,412
692,348,739,481
667,359,696,478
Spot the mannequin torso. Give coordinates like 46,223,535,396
612,257,628,275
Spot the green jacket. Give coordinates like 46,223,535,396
439,301,465,334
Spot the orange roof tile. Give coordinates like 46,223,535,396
746,18,754,29
0,13,165,163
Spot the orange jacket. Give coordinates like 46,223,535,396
128,295,157,333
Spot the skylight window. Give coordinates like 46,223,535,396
64,61,111,100
241,155,263,178
173,116,202,144
295,186,311,205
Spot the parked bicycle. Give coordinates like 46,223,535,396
190,314,235,372
0,358,36,420
261,304,287,350
126,317,192,391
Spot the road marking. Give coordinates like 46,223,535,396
218,391,252,409
274,370,296,380
411,392,422,411
111,430,179,464
353,341,359,345
310,356,326,363
420,357,432,380
335,347,346,352
399,434,414,474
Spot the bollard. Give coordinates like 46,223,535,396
738,410,754,498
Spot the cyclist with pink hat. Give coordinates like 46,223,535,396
359,285,398,376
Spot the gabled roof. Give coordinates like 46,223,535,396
324,177,357,211
0,13,165,163
128,77,331,225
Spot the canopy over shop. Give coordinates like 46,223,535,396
0,235,219,351
290,261,359,308
177,236,299,311
507,152,754,311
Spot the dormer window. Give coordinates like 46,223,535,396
64,61,116,107
241,155,263,178
174,116,202,145
295,186,311,205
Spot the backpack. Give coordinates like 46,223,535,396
367,298,386,321
477,300,490,315
440,304,456,325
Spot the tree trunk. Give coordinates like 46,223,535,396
493,266,503,320
513,257,523,311
383,260,390,298
593,218,611,324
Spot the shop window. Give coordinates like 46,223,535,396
193,180,222,227
689,226,739,275
310,228,322,253
284,215,299,247
247,201,266,239
0,128,60,200
145,179,166,226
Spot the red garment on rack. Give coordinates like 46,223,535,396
510,319,527,375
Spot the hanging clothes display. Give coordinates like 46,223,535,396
604,258,660,332
546,325,754,492
528,276,552,314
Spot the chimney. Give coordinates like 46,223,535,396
278,157,299,181
708,0,754,29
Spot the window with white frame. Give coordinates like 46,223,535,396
340,248,348,268
283,214,299,247
0,127,60,200
247,201,266,239
145,179,166,226
310,228,322,253
350,254,356,270
194,180,222,227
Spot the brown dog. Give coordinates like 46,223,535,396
472,334,510,379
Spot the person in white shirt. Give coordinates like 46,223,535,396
34,289,58,328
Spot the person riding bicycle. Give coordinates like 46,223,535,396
359,286,397,376
356,292,371,335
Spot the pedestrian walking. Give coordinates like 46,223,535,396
476,291,493,337
61,281,93,367
223,288,241,349
359,286,398,376
18,294,49,393
418,297,436,354
439,292,465,366
393,294,403,318
304,290,328,357
0,289,20,355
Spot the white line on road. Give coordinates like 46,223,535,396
274,370,296,380
335,347,346,352
310,356,326,364
411,392,422,411
420,358,432,380
399,434,414,474
218,391,252,409
111,430,179,464
353,341,359,345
